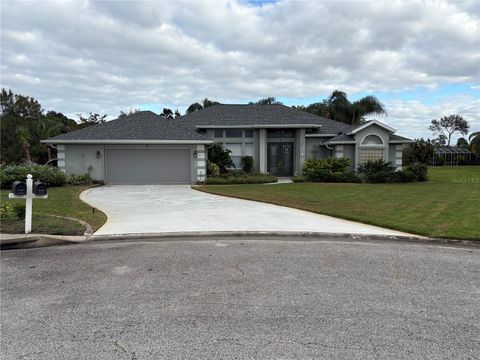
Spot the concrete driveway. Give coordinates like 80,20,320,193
81,185,415,236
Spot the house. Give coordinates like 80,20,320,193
42,104,412,184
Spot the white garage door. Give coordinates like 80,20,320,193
106,149,191,184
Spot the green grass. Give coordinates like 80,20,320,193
197,166,480,240
1,185,107,235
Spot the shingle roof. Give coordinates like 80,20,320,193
43,105,409,144
389,134,413,142
43,111,209,142
181,104,351,133
324,134,356,144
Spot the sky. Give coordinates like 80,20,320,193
1,0,479,142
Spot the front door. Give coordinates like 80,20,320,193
267,143,293,176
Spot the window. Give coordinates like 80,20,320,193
267,129,295,138
361,134,383,146
214,129,224,138
244,143,254,156
359,148,383,163
244,129,254,138
226,129,243,138
225,143,242,168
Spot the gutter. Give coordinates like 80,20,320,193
40,139,214,145
196,124,322,129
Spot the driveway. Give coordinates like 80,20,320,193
81,185,414,237
1,238,478,359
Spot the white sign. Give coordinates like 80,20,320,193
8,174,48,234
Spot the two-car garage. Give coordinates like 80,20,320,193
105,148,192,185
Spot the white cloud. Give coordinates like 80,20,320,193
0,0,479,139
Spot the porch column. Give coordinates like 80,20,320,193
259,129,267,173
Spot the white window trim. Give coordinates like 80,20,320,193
360,134,385,147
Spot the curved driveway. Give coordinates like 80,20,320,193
81,185,415,237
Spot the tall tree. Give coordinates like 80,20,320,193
469,132,480,157
301,91,386,125
186,102,203,114
250,97,283,105
429,114,470,147
160,108,174,119
76,113,107,129
203,98,220,108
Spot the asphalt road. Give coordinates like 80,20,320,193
1,238,479,360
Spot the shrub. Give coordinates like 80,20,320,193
241,156,254,173
66,173,92,185
406,162,428,182
207,161,220,177
399,169,417,183
12,203,26,220
357,160,397,183
337,171,362,183
0,202,13,219
205,173,277,185
208,144,234,173
301,157,357,183
0,165,66,189
292,175,306,182
302,157,351,179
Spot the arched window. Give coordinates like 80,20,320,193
359,134,384,163
361,134,384,146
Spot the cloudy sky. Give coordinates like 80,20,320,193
1,0,479,141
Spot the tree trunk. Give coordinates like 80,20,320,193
22,141,31,164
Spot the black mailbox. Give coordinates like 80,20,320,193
33,181,48,196
12,181,27,196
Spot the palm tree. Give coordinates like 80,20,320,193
469,132,480,157
16,125,31,164
304,90,386,125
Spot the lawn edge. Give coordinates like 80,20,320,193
194,186,479,241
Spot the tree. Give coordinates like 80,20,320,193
429,114,470,147
300,90,386,125
469,132,480,157
186,102,203,114
76,113,107,129
119,108,139,118
403,138,435,165
207,144,234,172
174,109,181,118
160,108,174,119
250,97,283,105
456,137,469,149
203,98,219,108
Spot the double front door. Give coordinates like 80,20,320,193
267,142,293,177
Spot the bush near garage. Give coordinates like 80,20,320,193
0,165,66,189
66,173,92,185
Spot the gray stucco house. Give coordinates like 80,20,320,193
42,104,412,184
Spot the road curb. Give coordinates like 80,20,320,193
1,231,478,249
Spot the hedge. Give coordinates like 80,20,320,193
0,165,67,189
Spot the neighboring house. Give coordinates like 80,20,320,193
42,104,412,184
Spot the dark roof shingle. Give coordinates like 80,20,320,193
44,111,208,142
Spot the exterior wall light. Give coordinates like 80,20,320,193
96,150,101,159
193,150,198,158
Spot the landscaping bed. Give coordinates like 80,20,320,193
204,172,277,185
198,166,480,240
1,185,106,235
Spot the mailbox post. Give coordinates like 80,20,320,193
9,174,48,234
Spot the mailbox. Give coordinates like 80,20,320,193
33,181,48,196
12,181,27,196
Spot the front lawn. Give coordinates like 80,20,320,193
1,185,107,235
197,166,480,240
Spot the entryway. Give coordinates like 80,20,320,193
267,142,293,176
